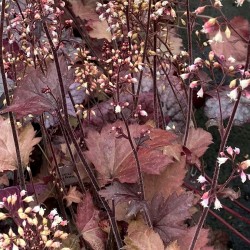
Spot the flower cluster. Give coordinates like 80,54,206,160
0,191,68,249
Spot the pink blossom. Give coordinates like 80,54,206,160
194,6,206,14
180,73,190,80
239,159,250,170
188,64,197,72
139,110,148,116
214,197,223,210
197,175,206,183
194,57,203,66
234,147,240,154
217,157,228,166
48,208,58,220
240,171,247,183
235,0,245,6
200,191,210,208
240,79,250,90
226,146,234,156
197,87,204,98
202,18,218,33
190,81,198,88
227,88,238,101
60,220,68,226
20,190,27,197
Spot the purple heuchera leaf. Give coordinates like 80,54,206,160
99,181,141,205
84,122,174,186
149,192,194,244
99,181,146,219
0,56,74,118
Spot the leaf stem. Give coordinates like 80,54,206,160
0,0,26,190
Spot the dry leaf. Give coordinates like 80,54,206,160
185,128,213,166
0,118,41,172
69,0,111,41
165,241,180,250
124,220,165,250
185,128,213,158
19,123,42,166
63,186,83,207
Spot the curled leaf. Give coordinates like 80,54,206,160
0,118,41,172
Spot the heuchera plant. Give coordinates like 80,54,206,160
0,0,249,249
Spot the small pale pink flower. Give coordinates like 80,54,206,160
240,79,250,90
20,190,27,197
227,88,238,101
234,147,240,154
202,18,218,33
60,220,68,226
200,191,210,208
190,81,198,88
188,64,197,72
214,197,223,210
217,157,228,166
226,146,234,156
139,110,148,116
48,208,58,220
194,6,206,14
32,205,40,213
239,159,250,170
197,175,206,183
235,0,245,7
213,30,223,43
194,57,203,66
180,73,190,80
228,56,236,63
115,105,121,113
240,171,247,183
197,87,204,98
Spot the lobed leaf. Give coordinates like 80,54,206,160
85,122,176,185
0,118,41,172
76,192,106,250
149,192,194,244
124,220,165,250
1,56,74,118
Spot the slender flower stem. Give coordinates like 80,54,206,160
244,37,250,72
57,113,86,194
184,182,250,245
183,87,193,146
153,18,158,127
189,90,242,250
188,206,210,250
42,23,69,119
186,0,193,64
0,0,26,190
59,113,123,248
134,0,152,108
41,5,123,245
120,112,152,227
